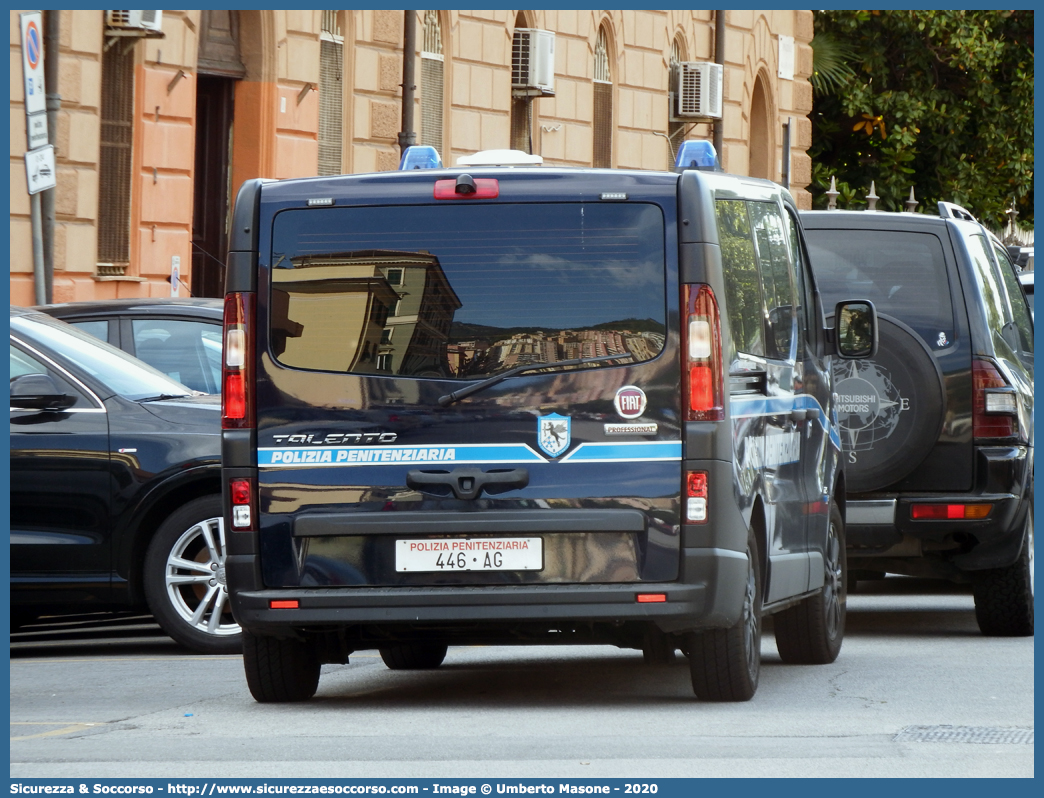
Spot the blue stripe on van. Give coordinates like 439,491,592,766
558,441,683,463
258,443,547,468
730,394,842,451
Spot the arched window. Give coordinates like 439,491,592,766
749,74,772,179
420,11,444,158
318,10,344,176
592,25,612,167
667,37,685,166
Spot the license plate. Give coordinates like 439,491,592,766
395,538,543,572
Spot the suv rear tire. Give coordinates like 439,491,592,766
972,505,1034,637
379,642,449,670
688,527,761,701
243,631,321,702
774,501,847,663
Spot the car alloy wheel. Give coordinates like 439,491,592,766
164,514,239,639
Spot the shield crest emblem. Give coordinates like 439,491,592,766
538,413,571,457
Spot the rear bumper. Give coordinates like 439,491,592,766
845,445,1031,574
227,546,748,636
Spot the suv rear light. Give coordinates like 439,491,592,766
683,284,724,421
229,477,257,530
911,503,992,520
972,359,1017,440
686,470,709,523
222,293,255,429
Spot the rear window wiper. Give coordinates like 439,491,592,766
438,354,633,407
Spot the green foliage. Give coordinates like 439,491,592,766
809,10,1033,227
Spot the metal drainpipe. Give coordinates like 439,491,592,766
713,11,725,161
42,9,61,303
397,10,417,155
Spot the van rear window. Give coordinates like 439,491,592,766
804,229,955,347
267,203,667,379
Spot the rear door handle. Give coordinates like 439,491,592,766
407,468,530,500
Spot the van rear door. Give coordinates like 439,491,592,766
254,179,682,590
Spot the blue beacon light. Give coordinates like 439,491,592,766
399,145,443,170
674,140,720,171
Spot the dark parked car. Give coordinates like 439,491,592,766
36,298,223,395
10,306,237,653
802,204,1033,636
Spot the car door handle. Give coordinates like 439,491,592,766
407,468,530,500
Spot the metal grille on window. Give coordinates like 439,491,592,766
421,11,444,158
318,11,344,176
668,39,685,167
97,41,135,274
592,27,612,168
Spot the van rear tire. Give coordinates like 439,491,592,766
242,630,320,702
379,642,448,670
774,500,847,664
688,528,761,701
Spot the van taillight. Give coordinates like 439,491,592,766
222,292,255,430
682,284,724,421
229,477,257,530
972,359,1017,440
686,471,709,523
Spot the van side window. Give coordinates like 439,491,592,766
748,201,796,359
715,200,765,359
786,212,815,352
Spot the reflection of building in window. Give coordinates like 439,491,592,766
271,250,461,376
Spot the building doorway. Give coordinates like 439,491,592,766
192,10,245,298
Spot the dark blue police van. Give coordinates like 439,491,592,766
221,144,877,702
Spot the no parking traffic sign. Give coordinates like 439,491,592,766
20,12,46,116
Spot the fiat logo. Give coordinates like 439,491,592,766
614,385,647,419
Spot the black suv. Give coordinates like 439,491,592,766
221,147,877,702
802,204,1033,636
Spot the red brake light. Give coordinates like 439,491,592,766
682,284,724,421
972,359,1016,440
434,178,499,199
222,293,255,430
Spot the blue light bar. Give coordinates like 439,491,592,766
674,140,720,172
399,145,443,170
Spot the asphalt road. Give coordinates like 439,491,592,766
9,577,1034,778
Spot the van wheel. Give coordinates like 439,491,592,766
143,495,241,654
379,642,448,670
973,504,1033,637
774,501,847,664
242,630,320,702
688,528,761,701
641,627,677,665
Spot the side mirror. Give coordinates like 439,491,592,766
9,373,78,411
833,300,878,358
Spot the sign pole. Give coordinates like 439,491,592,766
30,192,46,305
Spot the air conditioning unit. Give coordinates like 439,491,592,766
673,61,723,120
512,28,555,96
106,10,163,33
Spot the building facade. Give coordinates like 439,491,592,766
10,9,814,305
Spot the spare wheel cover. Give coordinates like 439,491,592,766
831,314,945,493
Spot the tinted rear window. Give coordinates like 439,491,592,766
804,228,954,348
267,203,667,378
